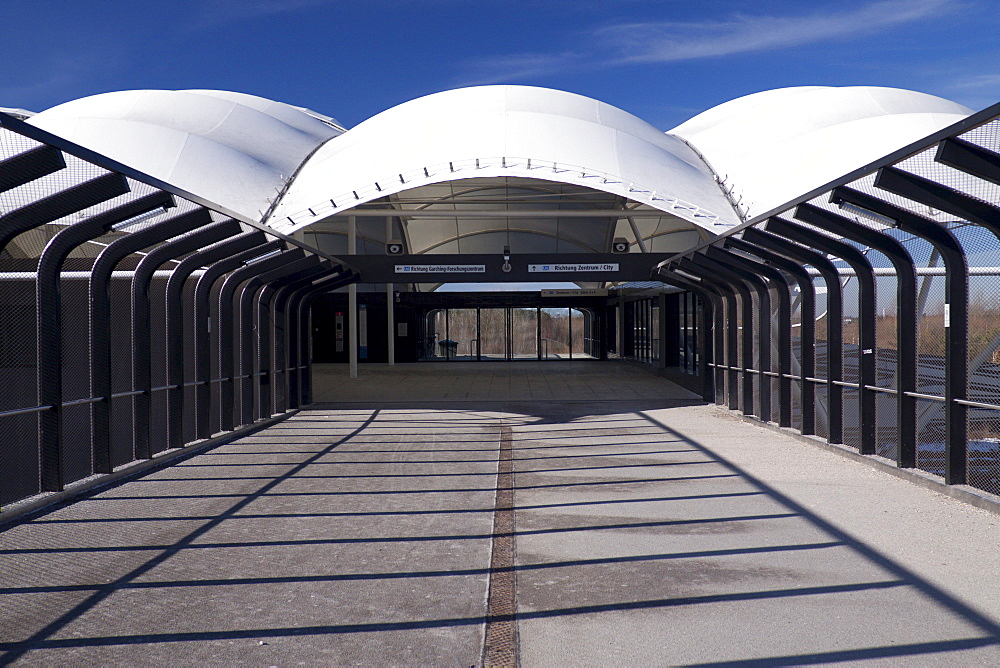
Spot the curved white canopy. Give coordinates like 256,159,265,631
27,89,343,221
21,84,975,255
270,85,740,233
670,86,972,219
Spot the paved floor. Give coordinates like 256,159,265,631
2,362,999,665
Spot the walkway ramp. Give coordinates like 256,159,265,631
2,363,998,665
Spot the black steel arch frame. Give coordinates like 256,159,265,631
712,244,793,428
765,216,878,454
725,237,818,435
656,98,1000,497
0,115,356,512
164,231,269,448
656,272,717,403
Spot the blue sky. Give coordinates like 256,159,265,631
2,0,998,130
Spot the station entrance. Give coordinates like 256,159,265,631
310,290,610,363
422,306,594,360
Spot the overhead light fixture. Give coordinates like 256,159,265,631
673,269,701,282
242,249,282,265
311,271,344,285
834,200,897,228
109,206,169,231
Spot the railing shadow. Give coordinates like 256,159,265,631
1,401,998,665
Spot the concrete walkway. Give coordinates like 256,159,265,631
1,362,998,665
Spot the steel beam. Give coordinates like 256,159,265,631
35,191,175,491
0,144,65,193
131,218,238,457
0,172,129,251
89,208,213,473
726,236,817,435
831,185,969,483
875,166,1000,241
193,240,284,439
795,202,919,466
164,232,267,448
743,226,844,443
766,217,877,453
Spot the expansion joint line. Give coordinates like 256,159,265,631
482,421,517,667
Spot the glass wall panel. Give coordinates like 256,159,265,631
479,308,507,360
511,308,538,359
541,307,570,359
448,308,477,359
570,308,586,359
652,303,660,363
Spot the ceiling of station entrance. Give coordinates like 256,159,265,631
299,176,708,256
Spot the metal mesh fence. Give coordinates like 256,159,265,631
968,407,1000,495
876,393,899,460
0,118,315,513
917,398,948,477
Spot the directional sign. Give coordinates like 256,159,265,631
395,265,486,273
528,263,619,273
541,289,609,297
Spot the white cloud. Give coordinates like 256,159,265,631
600,0,954,63
457,52,585,86
457,0,956,83
950,73,1000,90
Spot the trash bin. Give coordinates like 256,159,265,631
439,339,459,359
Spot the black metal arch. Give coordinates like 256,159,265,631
217,248,305,431
258,263,336,415
238,254,323,426
743,226,845,444
34,191,177,491
725,236,817,435
88,208,213,476
795,202,919,466
656,272,717,403
164,231,269,448
765,216,878,453
704,245,773,422
677,256,742,412
831,185,969,483
192,239,285,439
715,243,793,427
131,220,243,457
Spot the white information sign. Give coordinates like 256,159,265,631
395,265,486,274
541,289,609,297
528,263,619,273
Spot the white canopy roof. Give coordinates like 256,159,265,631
27,89,343,222
22,84,974,253
670,86,972,219
270,85,740,233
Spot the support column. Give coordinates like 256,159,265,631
617,290,625,359
385,216,395,365
387,283,395,365
348,215,358,379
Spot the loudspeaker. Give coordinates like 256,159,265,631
386,239,404,255
612,237,629,254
